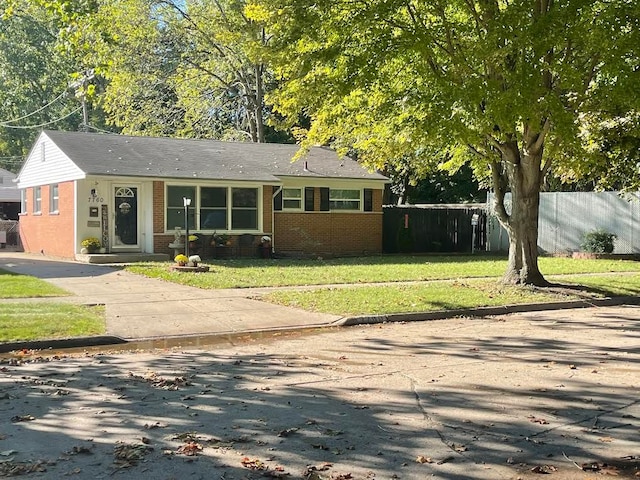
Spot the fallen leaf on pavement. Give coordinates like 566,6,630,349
416,455,434,464
531,464,557,474
176,441,202,456
11,415,35,422
527,416,549,425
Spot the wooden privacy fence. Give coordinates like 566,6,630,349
383,205,487,254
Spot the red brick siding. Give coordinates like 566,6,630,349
262,187,273,234
274,211,383,257
19,182,75,258
152,181,165,233
274,188,384,256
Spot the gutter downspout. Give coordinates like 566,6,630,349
271,186,282,255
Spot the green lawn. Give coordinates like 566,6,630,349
0,268,105,342
0,303,105,342
0,268,70,298
125,255,640,316
263,279,577,315
125,255,640,289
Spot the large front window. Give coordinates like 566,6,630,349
329,189,361,210
166,185,259,231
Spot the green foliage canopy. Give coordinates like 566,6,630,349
248,0,640,284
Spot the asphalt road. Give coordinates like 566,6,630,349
2,304,639,479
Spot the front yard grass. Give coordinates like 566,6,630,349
0,268,105,343
0,303,105,342
262,279,576,315
0,268,70,298
125,255,640,289
126,255,640,316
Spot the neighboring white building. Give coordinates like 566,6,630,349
0,167,20,220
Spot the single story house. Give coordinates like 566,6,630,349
16,130,388,261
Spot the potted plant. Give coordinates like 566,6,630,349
174,254,188,266
211,232,230,246
81,237,101,254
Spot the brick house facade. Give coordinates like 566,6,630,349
16,131,388,261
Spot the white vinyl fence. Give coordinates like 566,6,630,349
487,191,640,254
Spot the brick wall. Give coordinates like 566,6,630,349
275,213,383,257
273,188,384,257
152,181,164,233
19,181,75,258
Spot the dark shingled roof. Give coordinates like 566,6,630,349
43,130,388,183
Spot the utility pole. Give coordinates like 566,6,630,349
69,69,94,132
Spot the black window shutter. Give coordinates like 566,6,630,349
364,189,373,211
273,186,282,211
320,187,330,211
304,187,315,211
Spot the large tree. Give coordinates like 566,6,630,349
248,0,640,285
0,1,87,169
59,0,274,141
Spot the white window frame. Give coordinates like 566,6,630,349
329,188,361,211
165,184,261,233
49,183,59,214
282,187,302,210
33,186,42,214
20,190,27,214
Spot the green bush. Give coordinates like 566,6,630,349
580,229,616,254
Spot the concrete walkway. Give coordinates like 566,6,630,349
0,252,341,341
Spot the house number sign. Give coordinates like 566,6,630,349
88,195,104,203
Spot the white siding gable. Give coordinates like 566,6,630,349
16,132,86,188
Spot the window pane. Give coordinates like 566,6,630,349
50,184,59,212
283,188,301,199
34,187,41,212
201,187,226,207
201,209,226,229
330,189,360,200
330,200,360,210
283,199,301,209
232,210,257,229
329,189,360,210
167,208,195,230
232,188,257,207
167,186,196,207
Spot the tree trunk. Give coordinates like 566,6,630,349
254,63,265,143
492,137,548,286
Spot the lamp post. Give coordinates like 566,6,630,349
183,197,191,258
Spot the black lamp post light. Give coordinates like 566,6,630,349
183,197,191,259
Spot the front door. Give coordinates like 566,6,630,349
113,186,139,250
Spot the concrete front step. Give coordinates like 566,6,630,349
75,252,169,264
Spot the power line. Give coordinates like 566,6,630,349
0,91,68,126
1,106,83,129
